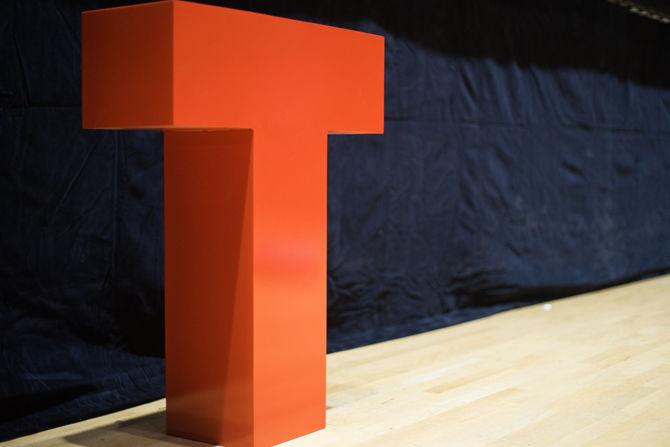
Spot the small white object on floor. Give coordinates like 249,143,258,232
543,303,552,311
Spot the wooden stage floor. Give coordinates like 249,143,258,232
6,275,670,447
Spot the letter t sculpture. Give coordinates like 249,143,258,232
82,1,383,446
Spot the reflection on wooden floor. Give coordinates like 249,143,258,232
6,275,670,447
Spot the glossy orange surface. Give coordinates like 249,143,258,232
82,1,384,446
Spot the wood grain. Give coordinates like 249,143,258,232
6,275,670,447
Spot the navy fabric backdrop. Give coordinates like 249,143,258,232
2,0,670,440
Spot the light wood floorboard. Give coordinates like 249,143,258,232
5,275,670,446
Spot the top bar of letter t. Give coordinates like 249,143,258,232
81,0,385,133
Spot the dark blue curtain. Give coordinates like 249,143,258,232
2,0,670,440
